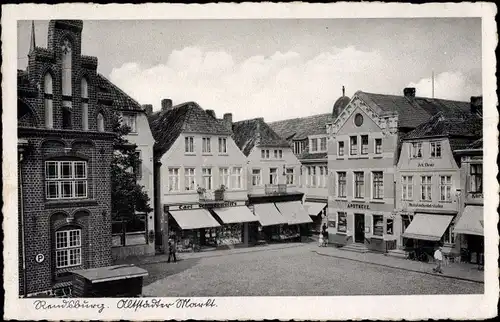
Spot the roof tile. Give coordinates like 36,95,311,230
232,118,290,156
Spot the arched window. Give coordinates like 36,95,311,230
61,38,72,96
81,78,89,131
97,113,105,132
44,73,53,128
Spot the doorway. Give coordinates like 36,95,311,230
354,213,365,243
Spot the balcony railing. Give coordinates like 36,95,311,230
265,184,287,195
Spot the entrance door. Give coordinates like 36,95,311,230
354,213,365,243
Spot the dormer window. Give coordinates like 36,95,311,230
320,137,327,151
410,142,422,159
310,138,318,152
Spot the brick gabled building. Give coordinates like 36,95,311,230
17,20,145,297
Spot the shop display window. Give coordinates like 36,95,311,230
216,224,243,246
337,212,347,233
373,215,384,236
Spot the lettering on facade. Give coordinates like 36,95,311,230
200,201,238,209
347,203,369,210
178,204,194,210
417,162,435,167
167,201,240,212
408,202,444,208
470,192,483,199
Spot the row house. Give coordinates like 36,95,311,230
394,109,482,261
232,117,312,243
149,100,254,252
17,20,118,296
326,87,472,253
270,112,336,232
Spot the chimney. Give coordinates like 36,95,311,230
470,96,483,116
403,87,416,98
142,104,153,115
206,109,216,119
161,99,173,112
223,113,233,130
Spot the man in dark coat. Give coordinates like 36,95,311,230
167,239,177,263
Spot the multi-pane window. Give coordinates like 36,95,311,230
338,141,345,156
168,168,180,191
402,176,414,200
294,141,304,155
372,171,384,199
375,138,382,154
184,168,196,191
202,137,211,153
439,175,452,201
337,172,347,198
273,150,282,159
350,136,358,155
44,73,54,129
337,212,347,233
430,141,442,158
286,168,295,185
122,114,137,133
410,142,422,158
219,168,230,188
470,164,482,192
373,215,384,236
55,229,82,269
45,161,87,199
442,223,455,244
308,166,317,187
202,168,213,190
185,137,194,153
218,137,227,154
311,138,318,152
421,176,432,201
261,149,270,159
231,167,242,189
354,172,365,199
252,169,262,186
320,137,327,151
269,168,278,184
81,78,89,131
318,166,328,188
361,135,369,154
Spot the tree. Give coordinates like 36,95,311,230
110,112,152,221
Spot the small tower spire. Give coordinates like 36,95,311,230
29,21,36,54
342,85,345,97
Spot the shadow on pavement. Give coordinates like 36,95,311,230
139,258,201,286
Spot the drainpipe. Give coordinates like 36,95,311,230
19,152,27,297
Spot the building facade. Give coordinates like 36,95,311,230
149,101,253,251
17,20,116,296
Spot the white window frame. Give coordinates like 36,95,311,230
184,168,196,191
354,171,365,199
337,212,347,233
375,138,382,154
231,167,242,189
410,142,423,159
337,171,347,198
202,167,213,190
320,137,327,152
45,161,88,200
286,167,295,185
185,136,194,153
310,138,318,152
430,141,442,158
469,164,483,193
122,114,137,133
402,175,414,200
338,141,345,156
279,150,283,159
372,214,384,237
202,137,211,154
55,229,82,269
350,136,358,155
371,171,384,200
361,135,369,155
219,167,230,189
218,137,227,154
439,175,452,202
421,176,432,201
252,168,262,186
269,168,278,185
294,141,303,154
168,168,180,192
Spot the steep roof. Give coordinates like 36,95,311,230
404,112,482,140
269,113,334,141
467,138,483,149
232,118,291,156
96,74,144,112
149,102,232,157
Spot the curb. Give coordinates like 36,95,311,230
313,250,484,284
132,243,308,266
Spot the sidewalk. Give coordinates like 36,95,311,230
313,245,484,283
115,242,308,266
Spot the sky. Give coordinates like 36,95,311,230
17,19,482,122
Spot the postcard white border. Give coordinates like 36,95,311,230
2,2,498,321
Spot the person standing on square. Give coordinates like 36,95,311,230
433,245,443,274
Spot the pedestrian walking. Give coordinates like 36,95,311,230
433,245,443,274
322,223,329,247
167,239,177,263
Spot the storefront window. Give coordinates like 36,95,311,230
337,212,347,233
373,215,384,236
216,224,242,246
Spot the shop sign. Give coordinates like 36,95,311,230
200,201,238,208
347,203,369,210
408,202,443,208
417,162,435,167
470,192,483,199
35,253,45,263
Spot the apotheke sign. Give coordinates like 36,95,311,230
347,203,369,210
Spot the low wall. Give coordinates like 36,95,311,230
112,243,155,260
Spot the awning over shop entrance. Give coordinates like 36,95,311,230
401,213,454,241
212,206,259,224
253,203,288,226
275,201,313,225
169,209,221,230
454,206,484,236
304,202,326,216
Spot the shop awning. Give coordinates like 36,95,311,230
454,206,484,236
212,206,259,224
275,201,313,225
304,202,326,216
401,213,454,241
169,209,221,230
253,203,288,226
